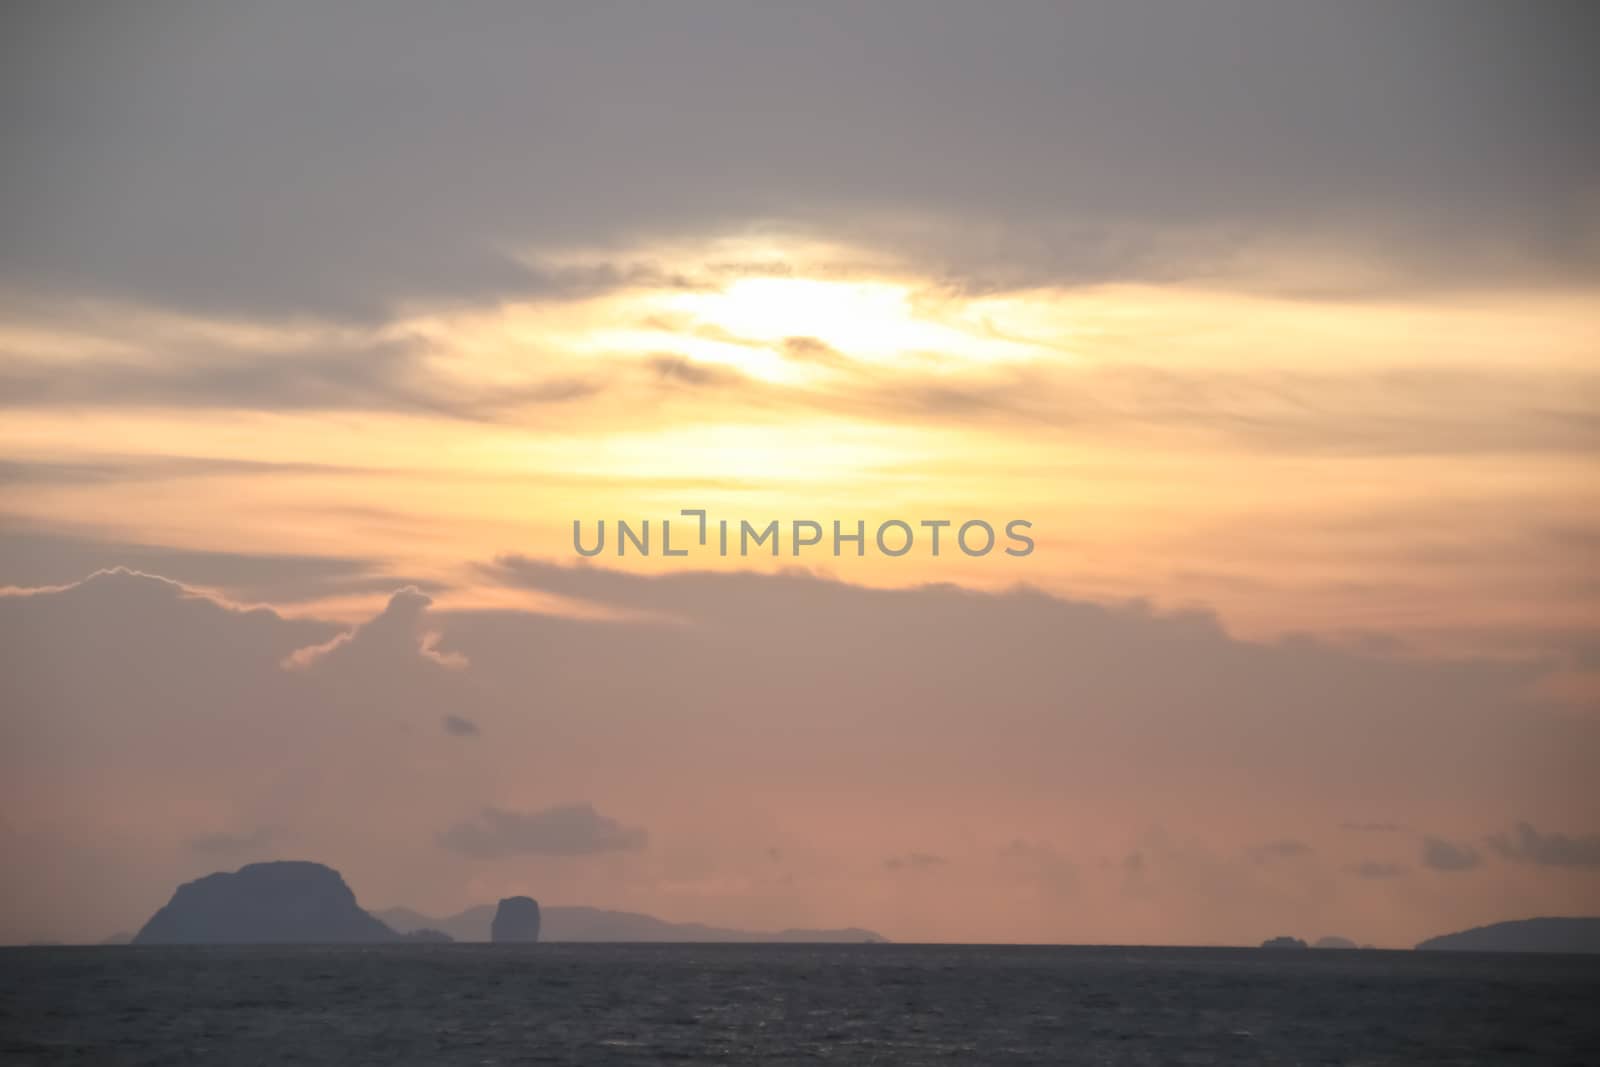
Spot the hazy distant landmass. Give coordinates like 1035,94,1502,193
379,904,885,944
121,859,879,946
1260,936,1308,949
1415,918,1600,954
1314,936,1358,949
1258,935,1366,950
133,861,398,945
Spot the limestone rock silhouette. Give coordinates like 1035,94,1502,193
490,896,542,943
133,861,396,944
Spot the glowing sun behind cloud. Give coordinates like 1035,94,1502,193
496,234,1059,386
657,276,1028,376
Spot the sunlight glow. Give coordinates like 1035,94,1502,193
657,276,1033,376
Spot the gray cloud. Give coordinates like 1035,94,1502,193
437,804,649,859
648,355,749,389
0,336,409,408
1341,822,1407,834
442,714,480,738
780,336,853,369
0,335,602,419
0,455,370,487
1487,822,1600,869
885,852,947,872
2,1,1593,327
1421,837,1482,873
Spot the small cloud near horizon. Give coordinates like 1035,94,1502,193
438,803,648,859
188,827,278,856
1487,822,1600,869
1422,836,1482,873
442,714,480,737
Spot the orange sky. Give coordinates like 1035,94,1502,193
3,249,1595,655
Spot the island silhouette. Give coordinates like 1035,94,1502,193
1415,918,1600,954
125,860,1594,951
490,897,541,943
134,861,399,945
1259,936,1309,949
128,860,885,945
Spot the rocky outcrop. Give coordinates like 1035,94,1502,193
490,896,541,942
133,861,397,944
1260,935,1308,949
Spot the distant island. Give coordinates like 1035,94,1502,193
1415,918,1600,954
379,903,885,943
107,869,1600,953
134,861,402,944
1259,936,1308,949
123,860,881,946
491,897,541,943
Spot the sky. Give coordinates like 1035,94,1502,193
1,1,1597,946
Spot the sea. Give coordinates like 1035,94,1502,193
3,943,1597,1065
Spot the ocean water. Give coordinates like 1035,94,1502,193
3,943,1597,1065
